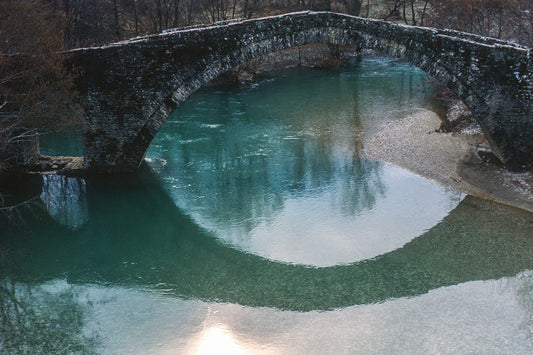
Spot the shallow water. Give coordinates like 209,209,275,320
2,58,533,353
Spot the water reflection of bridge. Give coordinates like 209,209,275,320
1,169,532,311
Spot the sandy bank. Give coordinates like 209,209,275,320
366,109,533,213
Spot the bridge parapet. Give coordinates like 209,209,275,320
68,11,533,172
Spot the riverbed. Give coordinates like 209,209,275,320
366,108,533,213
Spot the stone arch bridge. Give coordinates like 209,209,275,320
68,11,533,172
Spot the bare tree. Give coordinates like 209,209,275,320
0,0,82,174
342,0,362,15
428,0,530,44
420,0,430,25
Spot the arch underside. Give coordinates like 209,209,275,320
131,32,481,169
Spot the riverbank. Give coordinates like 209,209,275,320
366,108,533,213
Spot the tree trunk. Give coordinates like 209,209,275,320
132,0,139,34
420,0,429,26
410,0,417,25
113,0,121,40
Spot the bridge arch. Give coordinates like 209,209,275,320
69,11,532,172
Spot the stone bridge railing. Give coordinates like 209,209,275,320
68,11,533,172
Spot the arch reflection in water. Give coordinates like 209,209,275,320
40,174,88,229
147,58,460,266
2,171,533,312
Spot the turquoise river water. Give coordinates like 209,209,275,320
1,58,533,354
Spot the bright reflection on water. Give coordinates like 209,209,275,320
147,58,462,266
188,325,249,354
2,57,533,353
3,271,533,354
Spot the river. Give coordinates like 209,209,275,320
1,57,533,353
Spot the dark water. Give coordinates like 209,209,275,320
2,58,533,354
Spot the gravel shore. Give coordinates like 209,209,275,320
366,109,533,213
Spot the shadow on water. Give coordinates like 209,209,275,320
1,167,533,312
